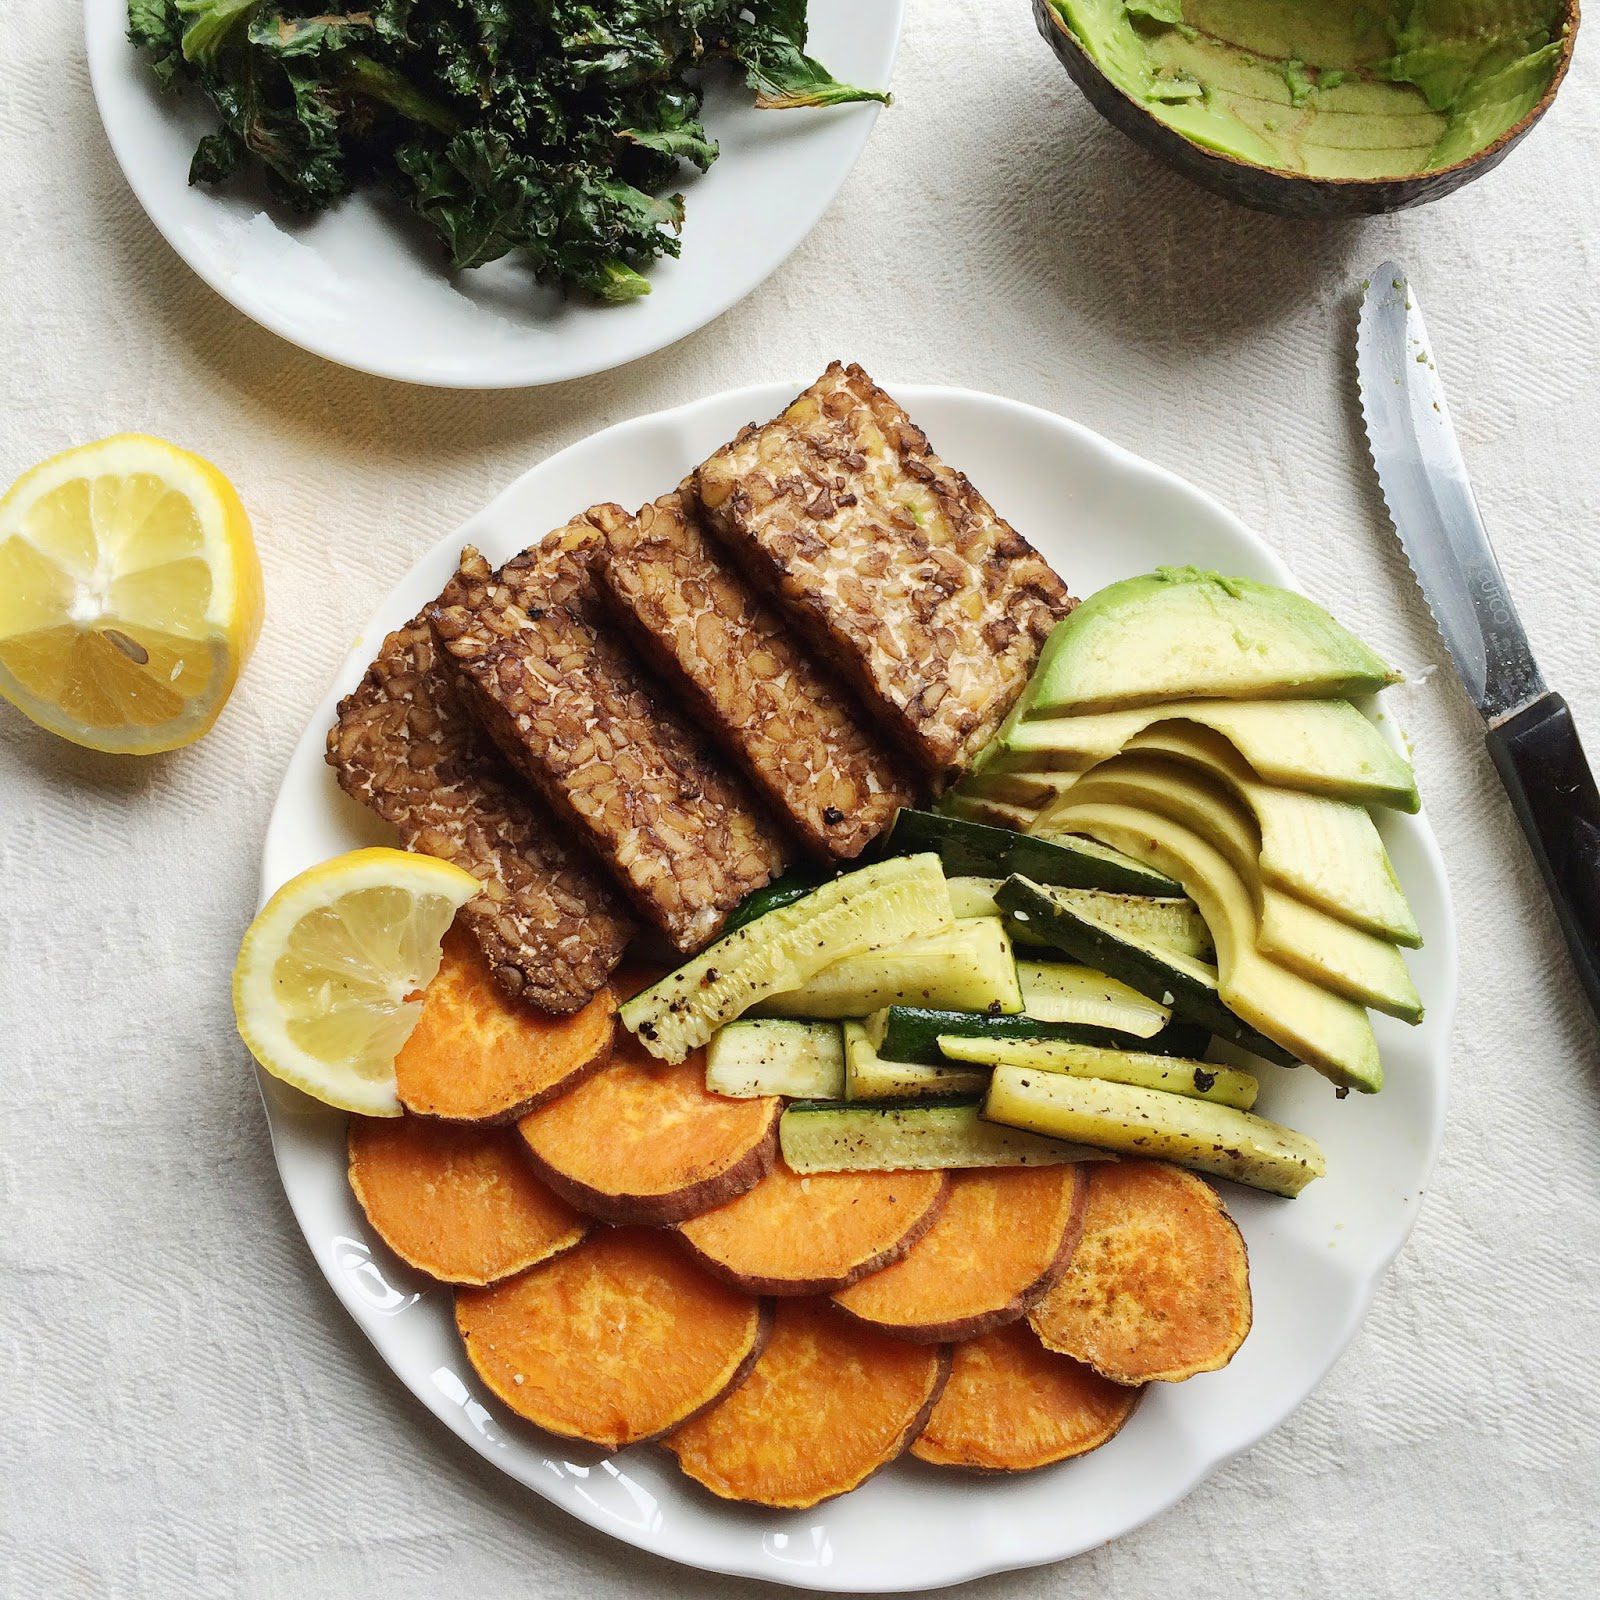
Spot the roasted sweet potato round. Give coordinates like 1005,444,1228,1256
395,926,615,1122
831,1165,1088,1342
911,1321,1142,1472
1029,1160,1251,1384
677,1162,950,1295
664,1298,949,1509
517,1033,780,1224
348,1115,588,1285
456,1227,768,1450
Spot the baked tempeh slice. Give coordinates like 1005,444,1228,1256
591,493,918,862
693,362,1075,784
326,612,634,1014
429,518,791,953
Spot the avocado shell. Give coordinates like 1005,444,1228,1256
1031,0,1580,217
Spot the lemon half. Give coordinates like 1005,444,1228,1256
0,434,263,753
234,849,480,1115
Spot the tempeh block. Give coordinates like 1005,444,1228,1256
591,493,919,862
326,612,634,1014
429,518,791,953
693,362,1075,785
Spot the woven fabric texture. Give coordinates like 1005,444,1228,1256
2,4,1598,1596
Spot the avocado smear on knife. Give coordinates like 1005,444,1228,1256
1052,0,1567,177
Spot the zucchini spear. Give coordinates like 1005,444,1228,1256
939,1035,1258,1110
622,854,951,1062
996,875,1299,1067
983,1067,1325,1197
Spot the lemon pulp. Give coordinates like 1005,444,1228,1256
234,850,480,1116
0,435,262,753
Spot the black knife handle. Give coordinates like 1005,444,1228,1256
1485,692,1600,1020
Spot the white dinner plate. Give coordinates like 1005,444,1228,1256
259,382,1455,1590
85,6,902,388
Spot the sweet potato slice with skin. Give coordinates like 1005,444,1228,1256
517,1031,780,1224
1029,1160,1251,1384
664,1298,949,1509
348,1116,588,1286
456,1227,768,1450
395,927,615,1122
831,1165,1087,1342
677,1163,951,1295
911,1321,1142,1472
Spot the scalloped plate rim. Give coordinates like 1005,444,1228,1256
254,380,1456,1589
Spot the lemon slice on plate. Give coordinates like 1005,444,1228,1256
0,434,263,754
234,849,480,1115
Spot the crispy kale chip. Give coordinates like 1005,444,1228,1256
126,0,186,87
126,1,888,300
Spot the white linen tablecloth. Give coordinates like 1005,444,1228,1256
3,4,1598,1595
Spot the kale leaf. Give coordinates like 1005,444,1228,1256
127,0,186,87
127,0,888,300
728,2,892,110
177,0,263,71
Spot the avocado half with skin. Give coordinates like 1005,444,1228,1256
1033,0,1579,215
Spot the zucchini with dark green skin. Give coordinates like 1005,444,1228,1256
723,869,827,934
864,1005,1211,1067
995,875,1298,1067
949,877,1214,960
882,809,1181,896
1030,887,1214,962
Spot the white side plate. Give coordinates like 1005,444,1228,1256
85,6,903,387
259,383,1455,1590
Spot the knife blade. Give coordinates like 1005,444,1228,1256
1356,264,1545,722
1356,263,1600,1019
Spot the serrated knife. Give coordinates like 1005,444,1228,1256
1357,263,1600,1019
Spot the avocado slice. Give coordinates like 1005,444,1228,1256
985,698,1420,813
1025,568,1399,714
1035,0,1575,216
1044,801,1386,1093
1126,722,1420,944
1052,758,1422,1022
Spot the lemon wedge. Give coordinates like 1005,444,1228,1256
234,849,480,1115
0,434,263,754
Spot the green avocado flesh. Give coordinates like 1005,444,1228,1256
1053,0,1567,177
1027,567,1399,713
